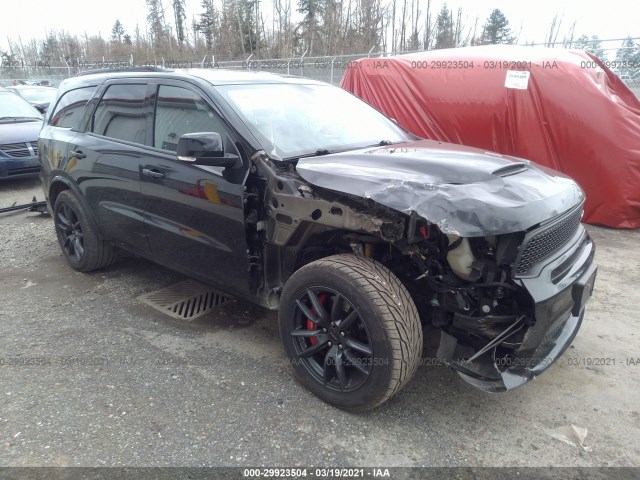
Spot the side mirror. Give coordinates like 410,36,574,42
176,132,239,168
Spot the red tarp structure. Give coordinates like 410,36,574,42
340,46,640,229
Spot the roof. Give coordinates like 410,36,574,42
184,68,325,86
61,67,325,90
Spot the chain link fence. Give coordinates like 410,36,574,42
1,48,639,97
0,52,392,87
0,66,72,88
218,52,395,84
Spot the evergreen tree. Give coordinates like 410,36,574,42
479,9,514,45
196,0,218,52
172,0,187,45
146,0,167,46
615,36,640,81
434,4,453,49
574,34,606,60
238,0,260,54
588,35,606,59
60,33,82,62
111,19,125,42
296,0,325,54
39,33,59,64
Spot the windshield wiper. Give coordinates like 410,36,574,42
375,140,402,146
288,148,333,160
285,147,356,161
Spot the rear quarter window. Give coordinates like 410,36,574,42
49,86,97,128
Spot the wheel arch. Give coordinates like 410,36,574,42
263,222,402,309
49,175,106,238
49,178,71,207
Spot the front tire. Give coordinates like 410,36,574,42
279,254,422,411
54,190,118,272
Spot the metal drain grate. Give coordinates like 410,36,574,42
138,279,231,320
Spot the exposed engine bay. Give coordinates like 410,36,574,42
380,222,534,383
245,150,596,392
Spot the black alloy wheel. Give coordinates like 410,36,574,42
56,202,85,262
53,190,119,272
291,287,374,392
279,254,423,411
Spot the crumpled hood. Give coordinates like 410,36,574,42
296,139,584,236
0,120,41,145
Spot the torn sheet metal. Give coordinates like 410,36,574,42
296,139,584,236
341,45,640,229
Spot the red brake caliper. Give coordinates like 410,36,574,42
306,293,328,346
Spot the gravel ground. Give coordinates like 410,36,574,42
0,179,639,468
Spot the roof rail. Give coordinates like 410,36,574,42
74,66,171,77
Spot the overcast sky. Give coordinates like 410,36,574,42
1,0,638,53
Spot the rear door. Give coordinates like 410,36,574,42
39,85,97,187
68,81,153,254
140,80,251,295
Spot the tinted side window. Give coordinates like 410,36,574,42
92,84,147,144
49,86,96,128
154,85,230,152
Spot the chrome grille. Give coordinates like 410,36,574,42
516,207,583,276
0,142,32,157
30,141,38,155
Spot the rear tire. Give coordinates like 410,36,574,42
279,254,422,411
53,190,118,272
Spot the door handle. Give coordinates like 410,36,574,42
71,150,86,159
142,168,165,179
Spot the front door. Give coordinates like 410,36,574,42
140,82,251,296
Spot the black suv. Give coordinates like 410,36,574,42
39,69,597,410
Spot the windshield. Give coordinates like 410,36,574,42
13,87,57,104
218,83,413,159
0,92,43,120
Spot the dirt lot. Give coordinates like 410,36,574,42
1,177,639,468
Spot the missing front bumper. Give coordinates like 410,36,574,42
437,242,597,392
441,308,583,392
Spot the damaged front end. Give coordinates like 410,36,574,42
293,141,598,392
381,203,597,392
434,206,596,392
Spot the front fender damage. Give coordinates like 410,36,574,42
246,153,405,308
265,187,403,246
253,153,405,247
